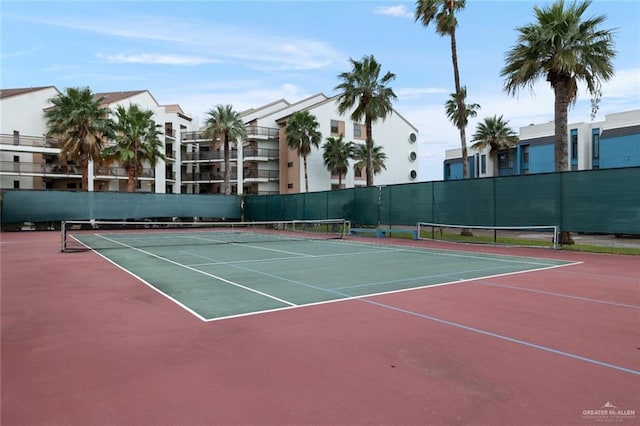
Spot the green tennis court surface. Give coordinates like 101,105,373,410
75,232,573,321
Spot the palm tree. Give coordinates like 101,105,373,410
203,105,247,195
335,54,396,187
44,87,114,191
322,135,355,189
101,104,165,192
415,0,470,178
471,115,518,176
285,111,322,192
444,86,480,139
353,143,387,177
501,0,616,244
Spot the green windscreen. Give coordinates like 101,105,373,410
0,190,241,223
562,168,639,234
244,167,639,235
3,167,638,235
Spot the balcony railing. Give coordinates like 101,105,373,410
184,151,238,161
164,127,176,138
181,171,238,181
181,125,279,142
95,165,155,178
0,134,58,148
244,169,279,180
243,147,279,160
0,161,82,175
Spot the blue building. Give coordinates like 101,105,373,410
443,109,640,179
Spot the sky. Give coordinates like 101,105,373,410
1,0,639,181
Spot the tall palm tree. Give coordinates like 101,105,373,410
101,104,165,192
415,0,470,178
353,143,387,177
335,54,396,187
203,105,247,195
45,87,114,191
471,115,518,176
322,135,354,189
501,0,616,244
444,86,480,138
285,110,322,193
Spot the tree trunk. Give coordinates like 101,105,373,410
224,134,231,195
450,28,473,236
554,80,574,245
80,156,89,192
365,116,374,186
303,155,309,193
127,166,136,192
450,26,468,179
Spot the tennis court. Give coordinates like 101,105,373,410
2,227,638,425
66,221,573,321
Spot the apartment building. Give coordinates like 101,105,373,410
1,86,419,194
443,109,640,180
0,87,196,193
182,93,420,195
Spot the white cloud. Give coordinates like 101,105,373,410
25,13,344,72
97,53,219,66
373,5,414,19
395,87,449,100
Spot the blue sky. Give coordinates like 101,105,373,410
2,0,639,181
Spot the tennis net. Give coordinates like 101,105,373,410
61,219,349,252
416,222,559,249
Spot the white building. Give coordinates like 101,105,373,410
1,86,419,194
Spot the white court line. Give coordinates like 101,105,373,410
93,234,297,308
475,281,640,309
325,238,576,267
200,259,581,322
69,234,208,320
185,247,408,267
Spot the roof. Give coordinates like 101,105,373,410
518,135,556,147
0,86,58,99
601,125,640,139
93,90,152,105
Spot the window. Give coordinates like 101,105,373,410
353,123,363,138
570,130,578,161
521,145,529,174
498,152,508,169
330,120,339,135
287,183,294,189
13,180,20,189
445,163,451,178
480,155,486,174
592,133,600,159
287,161,294,168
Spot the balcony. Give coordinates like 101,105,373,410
181,171,237,182
244,169,279,181
184,151,238,161
243,147,279,161
0,133,59,148
164,126,176,139
95,165,155,178
245,126,279,140
1,161,79,175
181,125,279,143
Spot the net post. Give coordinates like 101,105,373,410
61,221,67,252
552,226,559,249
